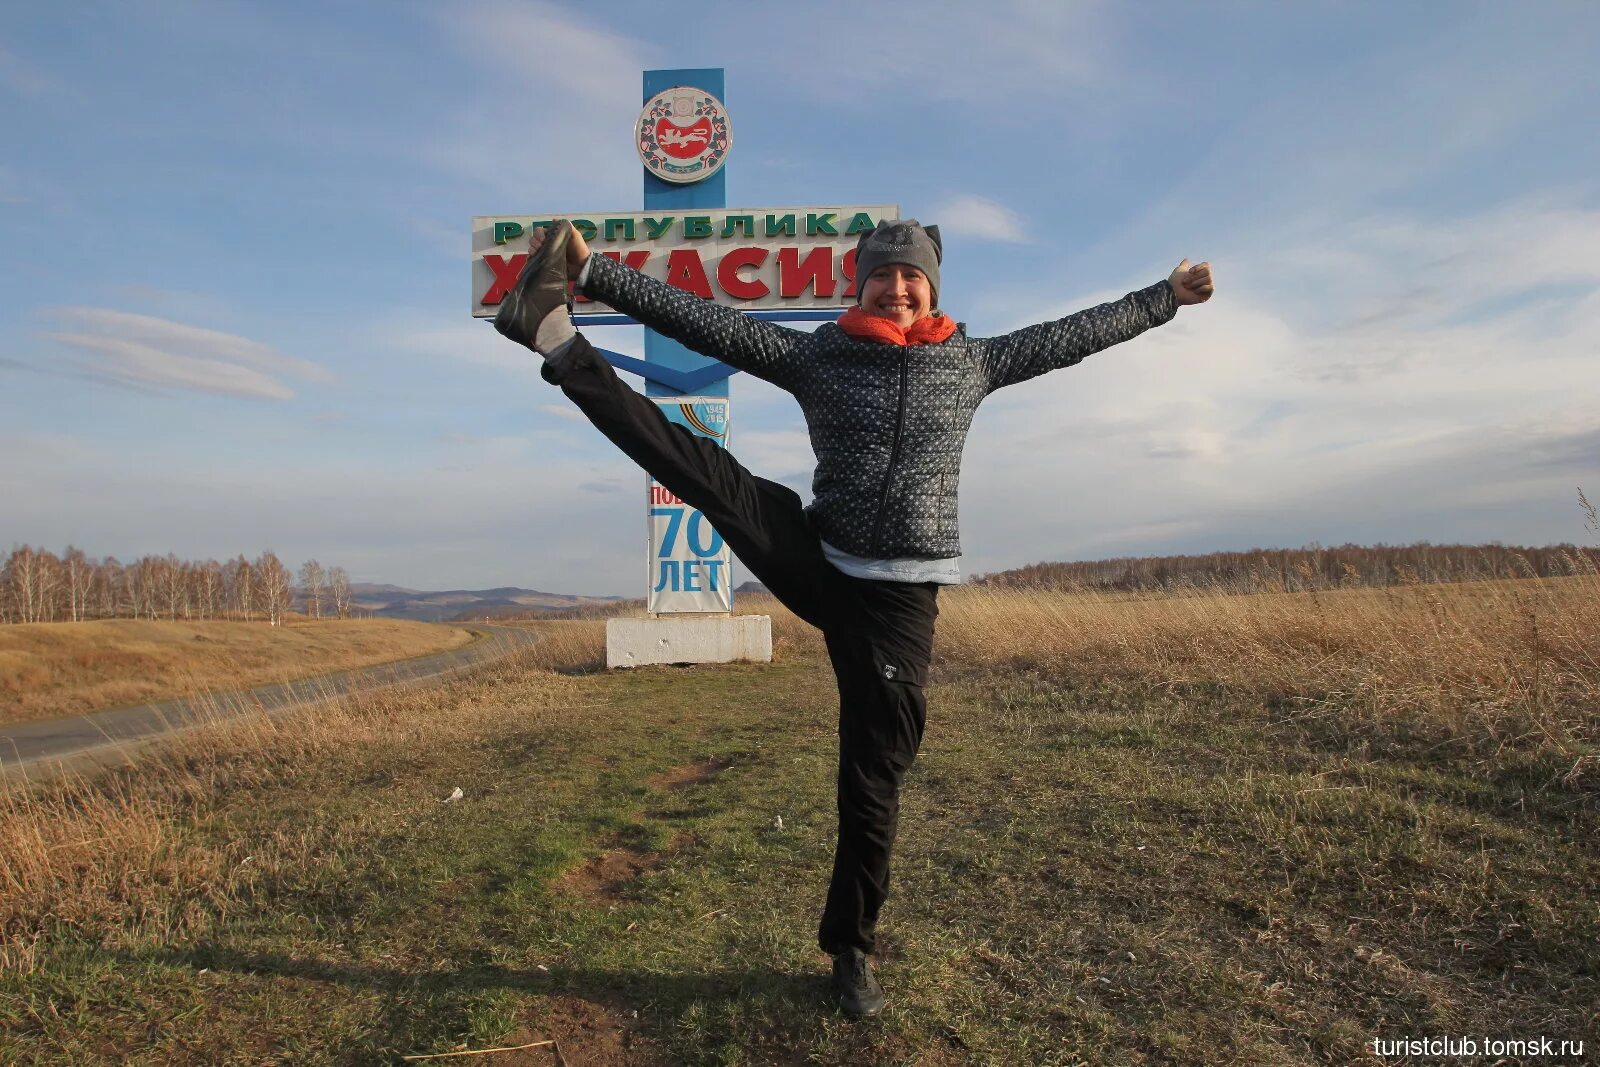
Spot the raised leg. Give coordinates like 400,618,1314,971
543,334,861,631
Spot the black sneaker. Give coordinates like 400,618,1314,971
831,949,886,1019
493,220,574,351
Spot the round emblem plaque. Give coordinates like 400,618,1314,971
636,87,732,184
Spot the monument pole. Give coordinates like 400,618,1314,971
606,67,771,665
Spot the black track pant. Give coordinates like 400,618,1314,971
545,335,938,956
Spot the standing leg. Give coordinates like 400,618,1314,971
817,579,938,1018
817,631,929,956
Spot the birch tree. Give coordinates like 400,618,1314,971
298,559,326,619
7,546,43,623
63,546,90,622
125,558,154,620
225,555,254,620
329,566,352,619
92,556,122,619
0,549,19,624
197,559,223,619
152,554,186,620
257,552,292,626
37,549,64,622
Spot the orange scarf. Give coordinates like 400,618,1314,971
836,306,959,347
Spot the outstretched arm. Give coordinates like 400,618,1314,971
530,223,805,389
979,260,1214,391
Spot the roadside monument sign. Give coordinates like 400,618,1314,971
472,69,895,660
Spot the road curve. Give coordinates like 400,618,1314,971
0,623,541,778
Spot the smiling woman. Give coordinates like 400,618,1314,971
494,213,1215,1017
858,263,933,326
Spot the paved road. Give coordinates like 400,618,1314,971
0,624,541,778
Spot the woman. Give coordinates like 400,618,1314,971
495,218,1214,1018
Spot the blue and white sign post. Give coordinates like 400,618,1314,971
638,69,735,615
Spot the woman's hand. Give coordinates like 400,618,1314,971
528,220,592,274
1169,259,1215,305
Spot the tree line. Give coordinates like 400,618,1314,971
973,541,1600,595
0,546,353,626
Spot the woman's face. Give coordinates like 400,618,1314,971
860,263,932,329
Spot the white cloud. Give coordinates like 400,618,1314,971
49,308,332,381
930,195,1031,244
539,403,587,423
954,196,1600,571
35,308,331,401
40,333,296,400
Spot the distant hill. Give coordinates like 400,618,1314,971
350,583,421,598
973,541,1598,594
349,584,625,622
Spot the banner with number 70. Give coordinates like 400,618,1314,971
646,398,734,614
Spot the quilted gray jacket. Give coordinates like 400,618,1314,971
580,253,1178,559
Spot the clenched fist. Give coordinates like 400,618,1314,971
1169,259,1215,305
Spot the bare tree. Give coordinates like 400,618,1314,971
125,557,154,620
298,559,326,619
196,559,223,619
257,552,292,627
169,555,191,619
0,548,21,624
148,554,186,621
62,546,91,622
39,548,65,622
6,546,46,623
329,566,352,619
92,556,122,619
225,555,254,620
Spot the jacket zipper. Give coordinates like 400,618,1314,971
869,348,910,555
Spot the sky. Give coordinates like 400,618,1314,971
3,1,1598,595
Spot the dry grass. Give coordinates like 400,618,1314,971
935,574,1600,785
2,580,1595,1060
0,617,475,724
6,579,1594,953
0,623,597,977
739,573,1599,774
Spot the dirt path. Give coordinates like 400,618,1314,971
0,624,540,777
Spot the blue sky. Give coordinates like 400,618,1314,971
3,1,1598,594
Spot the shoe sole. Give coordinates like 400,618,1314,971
833,981,886,1020
493,222,572,344
841,1003,885,1020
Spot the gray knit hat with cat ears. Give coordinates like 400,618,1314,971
855,219,942,308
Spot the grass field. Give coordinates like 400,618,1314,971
0,577,1595,1064
0,618,475,725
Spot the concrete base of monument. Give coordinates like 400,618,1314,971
606,615,773,668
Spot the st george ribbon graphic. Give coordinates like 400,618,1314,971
645,397,733,613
